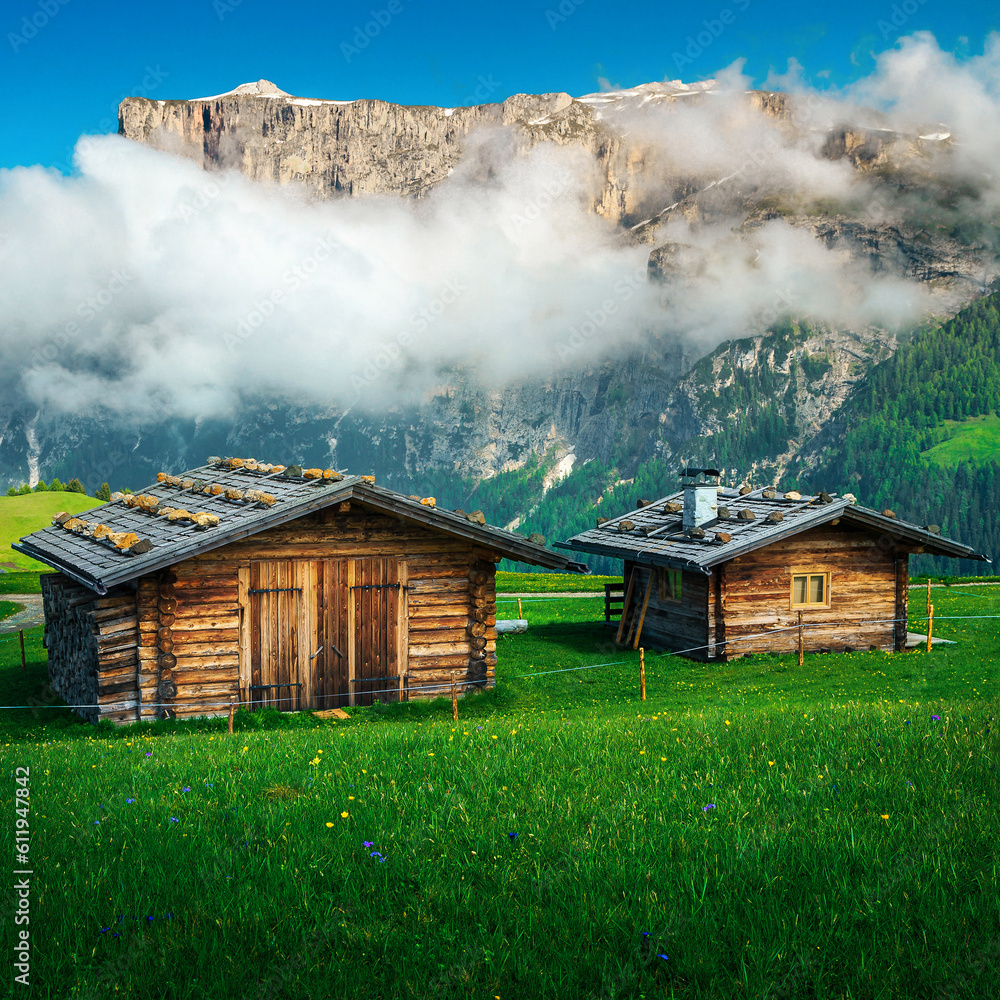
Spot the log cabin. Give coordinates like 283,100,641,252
13,458,584,724
559,469,990,660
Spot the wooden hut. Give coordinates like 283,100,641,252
560,469,990,660
13,459,582,724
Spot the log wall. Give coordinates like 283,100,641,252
137,560,240,722
720,524,901,658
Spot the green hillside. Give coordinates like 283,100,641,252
433,294,1000,576
801,291,1000,572
921,412,1000,466
0,492,102,570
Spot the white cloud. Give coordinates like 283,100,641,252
2,31,996,426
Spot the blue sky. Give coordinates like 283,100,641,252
1,0,997,170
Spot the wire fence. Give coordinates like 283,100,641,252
1,591,997,714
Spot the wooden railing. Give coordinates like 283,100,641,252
604,582,624,623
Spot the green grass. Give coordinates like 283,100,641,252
0,492,102,570
0,571,43,594
921,412,1000,466
496,571,620,593
1,588,997,998
0,599,25,621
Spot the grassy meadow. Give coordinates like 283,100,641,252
921,413,1000,467
0,585,998,998
0,492,102,571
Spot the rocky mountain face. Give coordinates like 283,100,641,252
3,80,995,516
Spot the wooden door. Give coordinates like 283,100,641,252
247,560,315,711
313,559,351,709
350,557,404,706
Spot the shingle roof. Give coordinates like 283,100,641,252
13,460,578,593
558,486,990,574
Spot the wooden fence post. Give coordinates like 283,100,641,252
926,580,933,653
517,598,523,620
797,612,803,667
451,678,458,722
20,630,26,672
640,647,646,701
227,700,234,734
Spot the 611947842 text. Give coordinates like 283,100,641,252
13,766,32,987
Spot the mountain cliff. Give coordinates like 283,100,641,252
3,79,997,572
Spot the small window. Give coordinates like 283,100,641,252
658,568,682,602
791,572,829,608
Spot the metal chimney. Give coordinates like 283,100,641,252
681,468,720,530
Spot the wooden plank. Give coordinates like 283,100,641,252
408,640,475,657
237,564,251,704
296,560,314,711
408,615,471,631
346,558,356,706
386,559,399,700
170,615,239,631
631,571,655,649
894,553,909,652
398,560,408,698
166,627,239,643
170,654,239,669
405,653,472,670
250,561,261,708
616,565,637,644
312,707,350,719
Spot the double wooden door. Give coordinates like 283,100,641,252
241,557,406,710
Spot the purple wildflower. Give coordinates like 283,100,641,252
181,787,191,793
168,817,179,823
363,841,374,848
931,715,940,721
145,752,152,757
126,798,135,804
508,831,519,839
658,954,669,961
702,803,716,811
